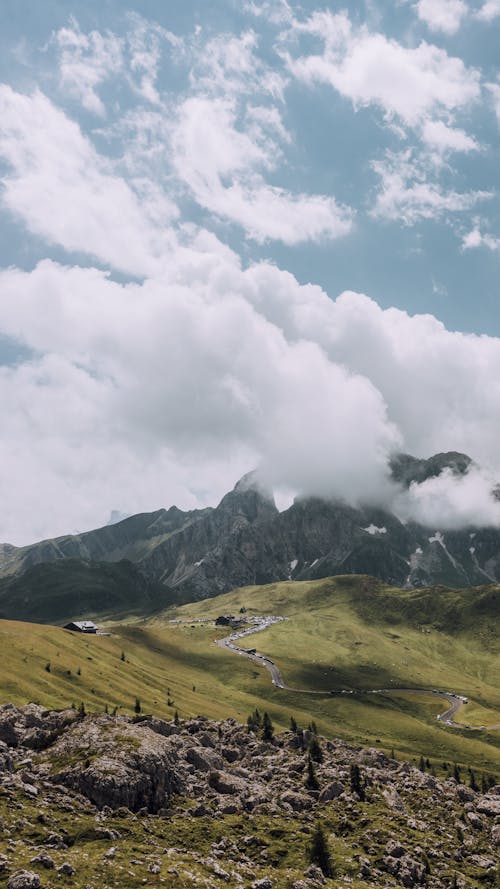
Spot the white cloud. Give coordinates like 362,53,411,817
486,81,500,124
285,10,480,128
414,0,468,35
475,0,500,21
189,30,287,101
4,244,500,542
394,466,500,529
370,149,489,223
0,258,398,543
238,268,500,486
54,20,123,116
0,86,177,276
54,16,180,113
421,120,479,153
462,225,500,250
171,96,353,244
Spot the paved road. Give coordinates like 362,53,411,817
216,616,500,731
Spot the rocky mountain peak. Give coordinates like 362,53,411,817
390,451,473,488
217,471,278,523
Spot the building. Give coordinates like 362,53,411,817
63,620,99,634
215,615,236,626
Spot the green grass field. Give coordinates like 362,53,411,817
0,575,499,777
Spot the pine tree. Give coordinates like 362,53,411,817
419,755,426,772
308,735,323,763
305,753,319,791
307,822,333,877
134,697,141,714
290,716,298,732
453,763,461,783
78,701,86,718
174,709,180,725
469,769,478,791
262,711,274,742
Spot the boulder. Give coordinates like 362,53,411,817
7,873,41,889
319,781,344,803
185,745,223,773
476,795,500,817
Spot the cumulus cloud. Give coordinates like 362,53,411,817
4,243,500,543
414,0,468,35
394,466,500,529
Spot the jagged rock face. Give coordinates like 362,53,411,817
3,452,500,619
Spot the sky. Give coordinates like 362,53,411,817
2,0,500,544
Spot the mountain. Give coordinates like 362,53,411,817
3,452,500,621
0,558,173,624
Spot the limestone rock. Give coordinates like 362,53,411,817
7,873,41,889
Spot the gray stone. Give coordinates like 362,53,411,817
7,873,41,889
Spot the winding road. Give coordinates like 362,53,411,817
216,616,499,731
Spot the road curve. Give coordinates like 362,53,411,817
215,616,499,731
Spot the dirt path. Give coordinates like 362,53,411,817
216,616,500,731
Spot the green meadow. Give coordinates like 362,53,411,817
0,575,499,776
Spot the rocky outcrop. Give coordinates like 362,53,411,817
0,704,498,889
46,714,184,812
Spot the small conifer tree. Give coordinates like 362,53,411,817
134,697,141,714
262,711,274,741
290,716,298,732
305,753,319,790
174,709,180,725
308,735,323,763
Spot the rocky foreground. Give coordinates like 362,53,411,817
0,705,498,888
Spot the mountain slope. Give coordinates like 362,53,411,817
3,452,500,615
0,558,174,623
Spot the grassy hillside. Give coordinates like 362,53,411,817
0,558,174,623
0,575,499,776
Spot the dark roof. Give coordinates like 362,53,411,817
64,620,99,631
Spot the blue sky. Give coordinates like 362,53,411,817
2,0,500,543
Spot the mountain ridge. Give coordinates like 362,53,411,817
2,450,500,621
